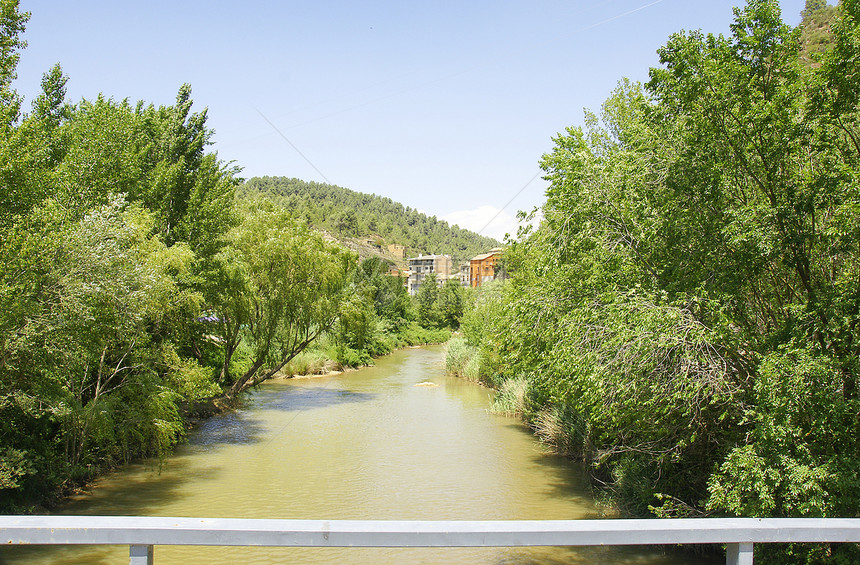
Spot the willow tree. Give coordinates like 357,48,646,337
213,200,355,396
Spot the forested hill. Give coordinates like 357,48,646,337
237,176,500,265
800,0,838,61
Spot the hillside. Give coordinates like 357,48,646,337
237,176,500,266
800,0,838,63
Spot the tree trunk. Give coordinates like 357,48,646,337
226,334,320,397
228,357,264,397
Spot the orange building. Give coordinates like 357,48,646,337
469,247,504,288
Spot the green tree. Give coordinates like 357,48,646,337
334,208,358,236
437,279,465,329
31,63,71,130
0,197,213,503
356,256,411,328
471,5,860,562
0,64,69,230
803,0,828,17
0,7,242,505
415,273,440,328
0,0,28,126
212,200,355,396
649,0,860,397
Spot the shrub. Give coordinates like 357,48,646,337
490,377,528,417
282,349,330,376
445,337,476,377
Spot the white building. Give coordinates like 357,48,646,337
407,254,453,295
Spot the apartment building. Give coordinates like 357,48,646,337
458,263,471,287
407,254,453,295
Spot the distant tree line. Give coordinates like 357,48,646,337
238,176,500,264
449,2,858,563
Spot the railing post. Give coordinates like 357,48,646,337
726,542,753,565
129,544,153,565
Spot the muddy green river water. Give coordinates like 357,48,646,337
1,346,718,564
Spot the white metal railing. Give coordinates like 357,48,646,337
2,516,860,565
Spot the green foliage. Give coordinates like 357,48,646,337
328,255,417,367
414,274,468,331
394,322,451,347
212,199,356,395
337,291,377,355
281,349,334,377
437,279,466,329
31,63,72,130
800,1,838,63
708,348,860,537
709,358,860,565
445,335,487,382
0,14,243,509
0,0,28,126
0,197,209,504
444,337,476,378
0,447,34,491
238,176,499,264
334,345,371,368
489,377,528,417
415,273,441,328
457,280,508,385
459,3,860,561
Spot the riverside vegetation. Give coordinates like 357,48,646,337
0,0,463,513
3,1,859,564
447,2,859,563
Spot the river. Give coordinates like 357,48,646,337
1,346,718,564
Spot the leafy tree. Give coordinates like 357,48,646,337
31,63,71,130
54,96,146,216
461,4,860,562
804,0,828,14
334,208,358,236
0,66,68,229
0,3,242,507
356,256,411,328
0,197,212,502
212,200,355,396
437,279,466,329
415,273,441,328
132,84,232,248
649,0,860,398
0,0,28,126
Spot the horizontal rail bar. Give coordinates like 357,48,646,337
2,517,859,548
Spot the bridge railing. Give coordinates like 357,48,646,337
2,516,860,565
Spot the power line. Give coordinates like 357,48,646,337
476,171,542,238
578,0,666,33
255,107,331,184
253,0,666,236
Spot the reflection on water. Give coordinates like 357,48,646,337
0,346,719,565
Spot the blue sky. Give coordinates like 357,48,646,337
14,1,807,240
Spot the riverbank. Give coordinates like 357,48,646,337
12,329,452,515
2,345,717,565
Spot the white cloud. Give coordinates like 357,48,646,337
443,205,521,242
